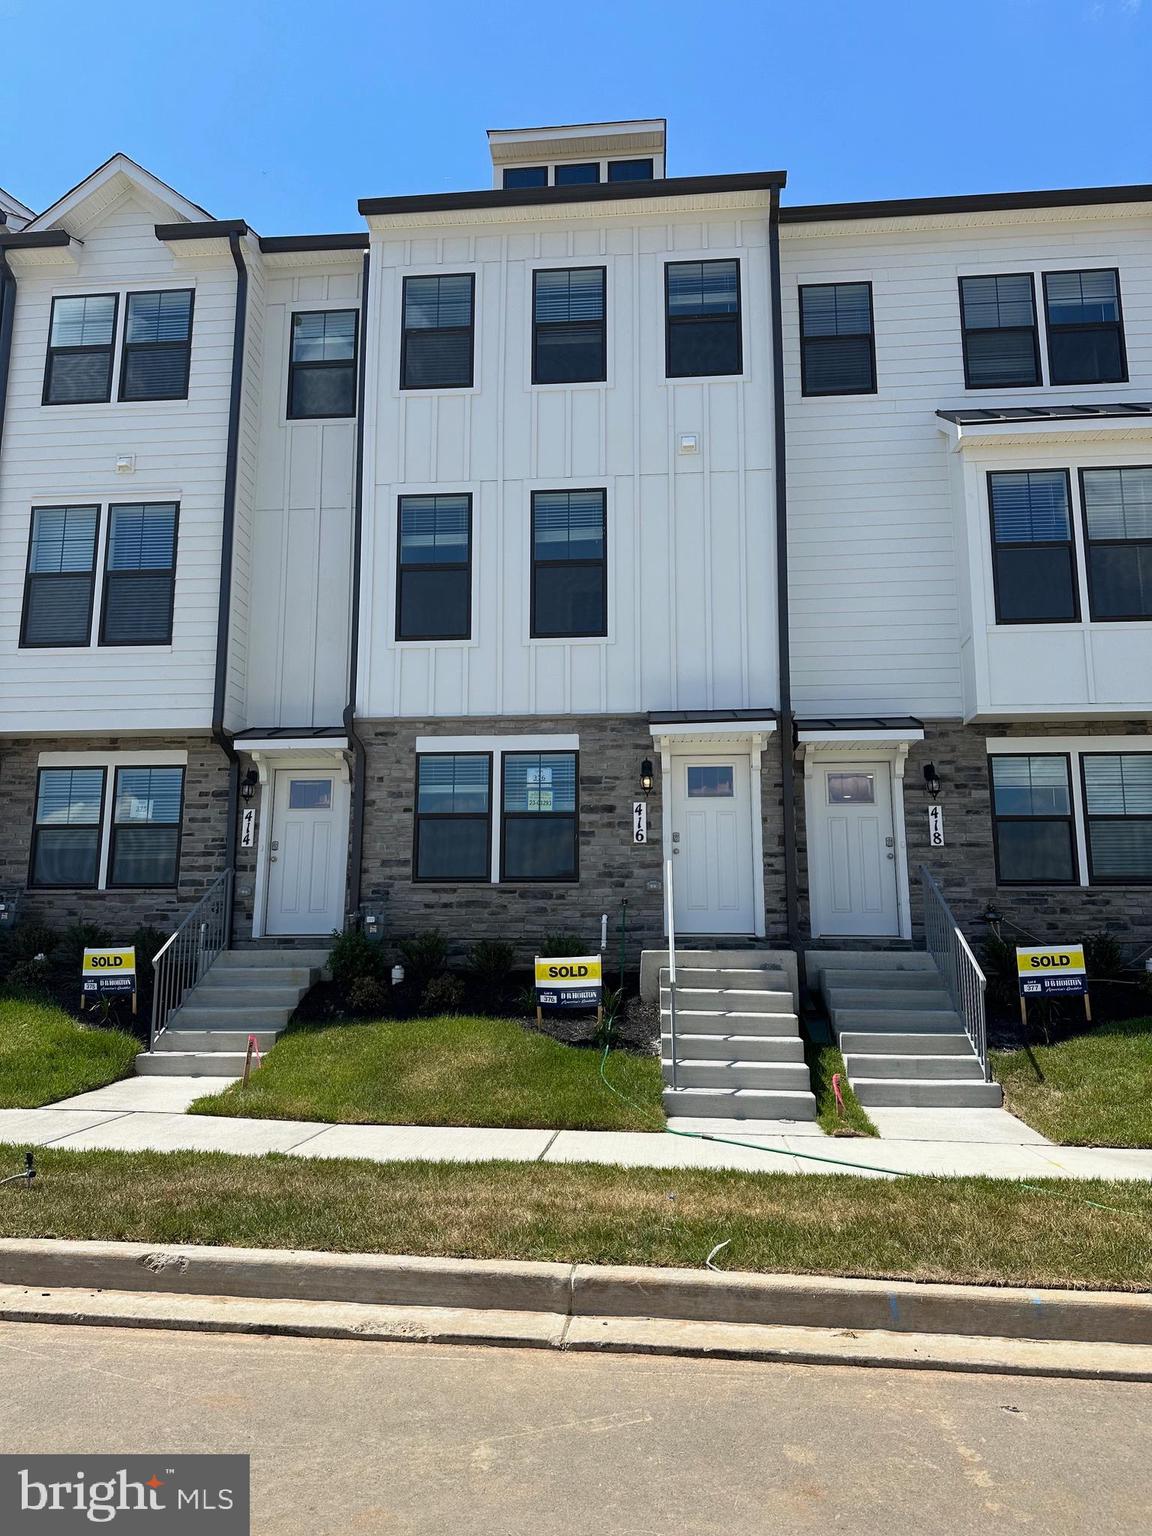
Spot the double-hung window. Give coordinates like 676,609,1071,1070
413,754,491,880
109,767,184,887
531,489,607,638
799,282,875,395
396,494,471,640
990,755,1077,884
1081,754,1152,883
1043,269,1126,386
120,289,193,401
532,267,606,384
959,274,1041,388
21,505,99,647
988,470,1078,623
101,502,178,645
43,294,118,404
1080,466,1152,620
288,309,358,418
401,274,475,389
30,768,106,888
665,260,741,378
501,751,579,881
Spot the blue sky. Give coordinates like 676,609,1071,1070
1,0,1149,233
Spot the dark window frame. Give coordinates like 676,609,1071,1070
395,492,473,642
399,272,476,391
499,749,581,884
1080,751,1152,887
502,166,549,189
530,488,608,639
107,764,186,890
531,265,607,386
28,765,107,891
20,503,100,649
554,162,601,186
118,288,195,403
798,280,877,396
958,272,1042,390
286,307,359,420
1078,464,1152,622
42,292,119,406
607,158,654,182
987,468,1080,626
664,259,743,380
1042,267,1128,387
989,752,1079,888
99,501,180,648
411,751,494,884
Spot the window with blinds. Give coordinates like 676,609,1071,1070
959,274,1041,388
43,294,118,404
988,470,1078,623
401,274,475,389
288,309,358,418
531,489,607,638
100,502,178,645
799,282,876,395
1044,269,1126,386
119,289,194,401
501,751,579,880
665,260,741,378
396,494,471,640
414,754,492,880
109,766,184,886
1080,466,1152,620
21,505,99,647
532,267,606,384
30,767,106,887
990,755,1077,884
1082,754,1152,883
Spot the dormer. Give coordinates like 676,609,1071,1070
487,118,666,190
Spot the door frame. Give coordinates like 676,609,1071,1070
248,751,351,939
802,744,913,940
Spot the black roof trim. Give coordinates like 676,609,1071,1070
155,219,249,241
649,708,779,724
233,725,348,740
0,230,74,250
258,233,369,253
938,403,1152,426
782,184,1152,225
360,170,786,217
795,716,925,731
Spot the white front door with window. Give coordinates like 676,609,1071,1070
265,770,346,936
808,761,900,937
671,756,756,934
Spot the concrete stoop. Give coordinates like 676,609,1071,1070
136,947,329,1077
814,951,1002,1110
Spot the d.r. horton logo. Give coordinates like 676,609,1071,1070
1,1455,249,1532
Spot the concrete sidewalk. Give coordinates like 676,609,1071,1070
1,1077,1151,1179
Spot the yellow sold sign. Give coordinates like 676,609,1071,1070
82,947,137,1002
1015,945,1085,977
534,955,602,986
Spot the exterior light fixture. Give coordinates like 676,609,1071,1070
241,768,259,803
922,762,941,799
640,758,654,797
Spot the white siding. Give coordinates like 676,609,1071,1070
223,238,265,733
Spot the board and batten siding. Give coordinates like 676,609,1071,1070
357,210,778,720
0,192,236,733
780,207,1152,720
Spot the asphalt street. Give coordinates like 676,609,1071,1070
1,1321,1149,1534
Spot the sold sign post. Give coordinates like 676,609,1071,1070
1016,943,1090,1027
82,947,138,1014
534,954,603,1026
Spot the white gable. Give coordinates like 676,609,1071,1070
24,153,211,236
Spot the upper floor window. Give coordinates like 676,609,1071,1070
1081,754,1152,884
396,494,471,641
665,259,741,378
31,767,106,888
100,502,178,645
532,267,606,385
1043,269,1126,386
109,766,184,887
990,754,1076,884
401,274,475,390
555,163,600,185
988,470,1077,623
607,159,653,182
959,274,1040,389
288,309,358,418
531,489,607,638
21,505,98,647
43,294,118,404
120,289,193,401
413,753,492,881
1080,466,1152,621
503,166,549,188
799,282,875,395
501,751,579,880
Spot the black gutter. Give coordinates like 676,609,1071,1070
0,250,15,467
360,169,786,218
343,250,371,920
0,230,74,249
155,219,249,241
259,233,368,253
782,182,1152,224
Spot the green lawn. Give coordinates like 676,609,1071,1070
0,1144,1147,1289
992,1019,1152,1147
191,1014,666,1132
804,1038,877,1136
0,993,138,1107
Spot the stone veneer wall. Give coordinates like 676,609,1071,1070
0,735,231,934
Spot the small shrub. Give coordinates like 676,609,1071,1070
467,940,515,1005
397,930,448,988
347,975,390,1016
328,927,388,988
539,932,587,958
5,953,52,997
54,922,113,972
979,931,1019,1013
1084,929,1125,980
0,921,58,981
420,973,465,1016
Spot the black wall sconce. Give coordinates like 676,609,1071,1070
639,758,654,798
922,762,941,799
241,768,259,803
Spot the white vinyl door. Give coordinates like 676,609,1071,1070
809,762,900,938
265,771,345,936
671,756,756,935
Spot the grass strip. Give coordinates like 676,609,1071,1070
803,1037,877,1136
0,994,138,1108
992,1020,1152,1148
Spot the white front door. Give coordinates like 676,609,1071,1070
671,756,756,935
265,770,345,936
808,761,900,938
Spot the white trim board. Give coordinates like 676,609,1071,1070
38,750,188,767
414,734,580,753
986,736,1152,754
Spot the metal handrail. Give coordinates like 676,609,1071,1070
918,864,989,1080
149,869,234,1049
665,857,678,1089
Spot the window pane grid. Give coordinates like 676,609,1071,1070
121,289,194,400
1044,269,1125,386
401,275,474,389
960,275,1039,388
990,754,1077,885
109,766,183,888
800,282,875,395
531,491,607,637
1082,754,1152,882
45,294,117,404
101,504,178,646
1081,467,1152,620
666,261,741,378
288,310,358,418
397,495,471,640
31,767,106,889
414,753,491,881
501,752,579,882
22,506,98,647
988,471,1077,623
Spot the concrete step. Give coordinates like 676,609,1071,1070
825,986,951,1012
661,987,794,1014
663,1060,813,1091
831,1008,963,1034
661,1033,804,1062
850,1078,1004,1108
660,966,789,992
843,1053,984,1082
180,985,303,1009
661,1009,799,1037
821,968,944,992
813,950,937,974
173,1004,293,1029
135,1051,249,1077
661,1086,818,1121
153,1029,284,1053
839,1030,972,1056
214,948,330,969
199,967,316,989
